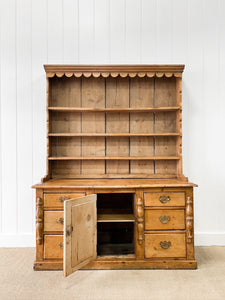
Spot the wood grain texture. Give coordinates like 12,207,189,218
145,233,186,258
145,209,185,230
44,235,63,259
44,211,64,232
44,65,185,74
35,190,44,261
64,194,97,276
144,192,185,207
33,179,197,189
44,193,85,209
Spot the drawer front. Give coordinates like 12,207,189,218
44,235,63,259
44,193,85,208
145,233,186,258
144,192,185,207
44,211,64,232
145,209,185,230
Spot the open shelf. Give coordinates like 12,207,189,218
97,214,135,223
47,74,182,178
97,193,135,255
48,156,180,160
48,106,180,112
48,133,181,137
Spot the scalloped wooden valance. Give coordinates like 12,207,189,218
44,64,185,78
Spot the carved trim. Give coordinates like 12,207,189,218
137,197,144,245
44,65,185,78
36,197,43,245
186,196,193,244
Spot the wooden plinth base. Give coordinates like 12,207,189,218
34,259,197,271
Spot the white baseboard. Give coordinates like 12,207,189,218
195,232,225,246
0,233,35,247
0,233,224,247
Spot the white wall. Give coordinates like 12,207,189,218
0,0,224,247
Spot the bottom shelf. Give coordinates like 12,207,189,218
97,243,134,256
97,222,135,256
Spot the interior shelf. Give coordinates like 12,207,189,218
48,156,180,161
97,214,135,223
48,106,180,112
48,133,180,137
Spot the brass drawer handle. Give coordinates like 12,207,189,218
159,216,170,224
159,195,170,204
57,217,64,225
59,196,70,203
59,242,63,249
160,241,171,249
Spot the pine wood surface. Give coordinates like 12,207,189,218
46,65,184,179
43,235,63,259
145,209,185,230
44,193,85,208
33,179,197,189
33,65,197,274
144,233,186,258
44,211,64,232
97,214,135,222
144,191,186,207
64,195,97,276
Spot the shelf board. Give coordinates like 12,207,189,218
97,214,135,222
48,133,180,137
48,106,180,112
48,156,180,161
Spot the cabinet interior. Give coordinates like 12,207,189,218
96,193,135,256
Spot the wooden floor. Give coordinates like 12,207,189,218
0,247,224,300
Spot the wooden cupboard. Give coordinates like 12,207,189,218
32,65,197,276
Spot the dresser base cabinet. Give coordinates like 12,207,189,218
33,180,197,275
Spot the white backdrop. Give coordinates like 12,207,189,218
0,0,225,246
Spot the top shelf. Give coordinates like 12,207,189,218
48,107,180,112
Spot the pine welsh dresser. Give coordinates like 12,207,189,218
32,65,197,276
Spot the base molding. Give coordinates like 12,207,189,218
34,259,197,270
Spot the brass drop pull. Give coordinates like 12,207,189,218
58,242,63,249
159,195,170,204
59,196,70,203
160,241,171,249
159,216,170,224
57,217,64,225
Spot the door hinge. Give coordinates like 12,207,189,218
66,225,73,237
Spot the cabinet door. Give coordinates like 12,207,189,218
63,194,97,277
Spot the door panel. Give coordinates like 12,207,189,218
63,194,97,277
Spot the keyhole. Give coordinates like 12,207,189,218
87,214,91,221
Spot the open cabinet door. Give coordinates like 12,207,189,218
63,194,97,277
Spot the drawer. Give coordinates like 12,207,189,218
44,211,64,232
44,193,85,208
144,192,185,207
145,233,186,258
145,209,185,230
44,235,63,259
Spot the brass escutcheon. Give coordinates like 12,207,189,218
160,241,171,249
159,215,170,224
159,195,170,204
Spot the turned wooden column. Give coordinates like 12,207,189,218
186,188,195,260
36,189,44,261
